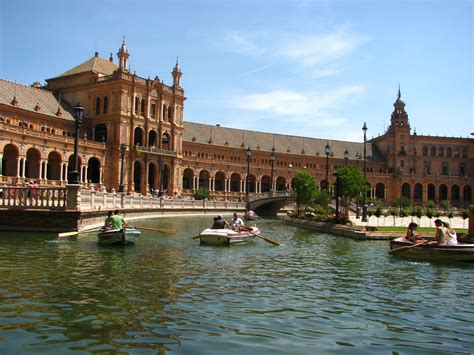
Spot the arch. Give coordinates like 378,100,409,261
94,124,107,142
463,185,472,204
199,170,210,189
428,183,436,201
261,175,271,192
247,174,256,193
2,144,19,176
87,157,101,183
214,171,225,192
133,161,142,192
160,164,170,193
276,176,286,191
230,173,241,192
451,185,460,204
148,162,156,193
402,183,411,199
25,148,41,179
162,132,171,150
148,130,157,147
134,127,144,146
47,151,62,180
414,183,423,200
182,168,194,190
439,184,448,201
375,183,385,199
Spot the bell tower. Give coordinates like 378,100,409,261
117,39,129,71
390,85,410,130
172,57,182,88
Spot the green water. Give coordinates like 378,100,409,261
1,216,474,354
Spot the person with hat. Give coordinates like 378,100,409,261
211,214,230,229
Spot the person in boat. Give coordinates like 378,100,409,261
434,219,447,245
247,210,257,217
231,213,251,231
404,222,420,243
104,211,113,231
110,210,128,230
211,214,231,229
442,221,458,246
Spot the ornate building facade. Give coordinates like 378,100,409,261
0,42,472,207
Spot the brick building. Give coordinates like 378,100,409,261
0,42,472,207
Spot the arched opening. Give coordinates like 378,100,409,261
199,170,210,190
230,173,241,192
414,183,423,201
276,176,286,191
148,130,157,147
451,185,460,204
25,148,41,179
94,124,107,142
161,164,170,193
133,161,142,192
148,163,156,193
463,185,472,204
2,144,19,176
182,168,194,190
134,127,144,146
375,183,385,199
214,171,225,192
439,184,448,201
87,157,101,183
247,174,256,193
162,133,171,150
402,183,411,199
47,151,62,180
261,175,271,192
428,183,436,202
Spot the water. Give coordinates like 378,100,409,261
1,216,474,354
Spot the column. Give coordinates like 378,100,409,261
22,158,26,178
43,161,48,181
16,157,21,178
0,153,3,176
59,162,64,181
64,163,69,182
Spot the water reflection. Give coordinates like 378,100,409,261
1,217,474,353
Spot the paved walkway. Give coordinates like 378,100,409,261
350,214,469,229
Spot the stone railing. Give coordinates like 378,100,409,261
0,186,76,209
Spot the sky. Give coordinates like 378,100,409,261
1,0,473,142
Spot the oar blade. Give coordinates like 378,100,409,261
261,236,280,246
58,231,79,238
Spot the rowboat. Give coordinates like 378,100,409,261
390,238,474,262
199,226,260,246
97,227,141,246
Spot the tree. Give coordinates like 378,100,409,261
425,208,434,227
334,167,369,220
194,186,210,200
399,208,409,226
292,171,317,215
374,207,382,226
314,189,332,208
461,208,469,228
440,199,450,213
389,207,399,226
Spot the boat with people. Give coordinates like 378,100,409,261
389,238,474,262
97,227,141,246
244,210,259,221
198,226,260,246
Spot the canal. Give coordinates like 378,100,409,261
1,216,474,353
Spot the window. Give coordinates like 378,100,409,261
141,99,145,116
431,147,436,156
454,147,460,157
460,164,465,176
96,97,101,115
463,148,468,158
135,97,140,115
442,162,449,176
400,160,404,167
103,96,108,114
424,161,431,175
438,147,444,157
447,147,452,157
151,104,156,118
422,146,428,156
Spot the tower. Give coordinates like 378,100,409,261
172,57,182,87
117,39,129,71
390,85,410,130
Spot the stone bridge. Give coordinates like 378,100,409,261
248,191,293,216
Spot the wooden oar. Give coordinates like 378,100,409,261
134,226,176,235
389,240,428,255
58,231,80,237
247,228,280,246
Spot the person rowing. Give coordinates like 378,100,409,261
211,214,231,229
231,213,251,232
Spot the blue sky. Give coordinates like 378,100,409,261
1,0,472,142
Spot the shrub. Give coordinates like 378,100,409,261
194,186,210,200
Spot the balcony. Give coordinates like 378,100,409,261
135,146,177,157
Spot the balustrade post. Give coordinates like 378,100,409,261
91,189,96,210
65,185,81,210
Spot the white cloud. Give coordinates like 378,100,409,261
278,28,370,66
219,30,266,55
311,65,340,78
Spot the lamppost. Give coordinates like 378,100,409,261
325,142,331,191
362,122,368,222
334,171,340,224
69,103,84,184
270,146,275,194
118,143,126,192
344,148,349,166
246,146,252,210
159,161,165,196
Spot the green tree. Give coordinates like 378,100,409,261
293,171,317,215
374,207,382,226
399,208,409,226
314,189,332,208
389,207,399,226
461,208,469,228
447,209,454,225
426,200,436,209
194,186,210,200
412,206,423,224
440,199,450,213
335,167,369,219
425,208,434,227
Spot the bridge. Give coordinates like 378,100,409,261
248,191,293,216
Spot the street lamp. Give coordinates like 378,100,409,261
344,148,349,166
69,103,84,184
270,146,275,193
118,143,126,192
325,142,331,191
362,122,368,222
159,161,165,195
246,146,252,211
